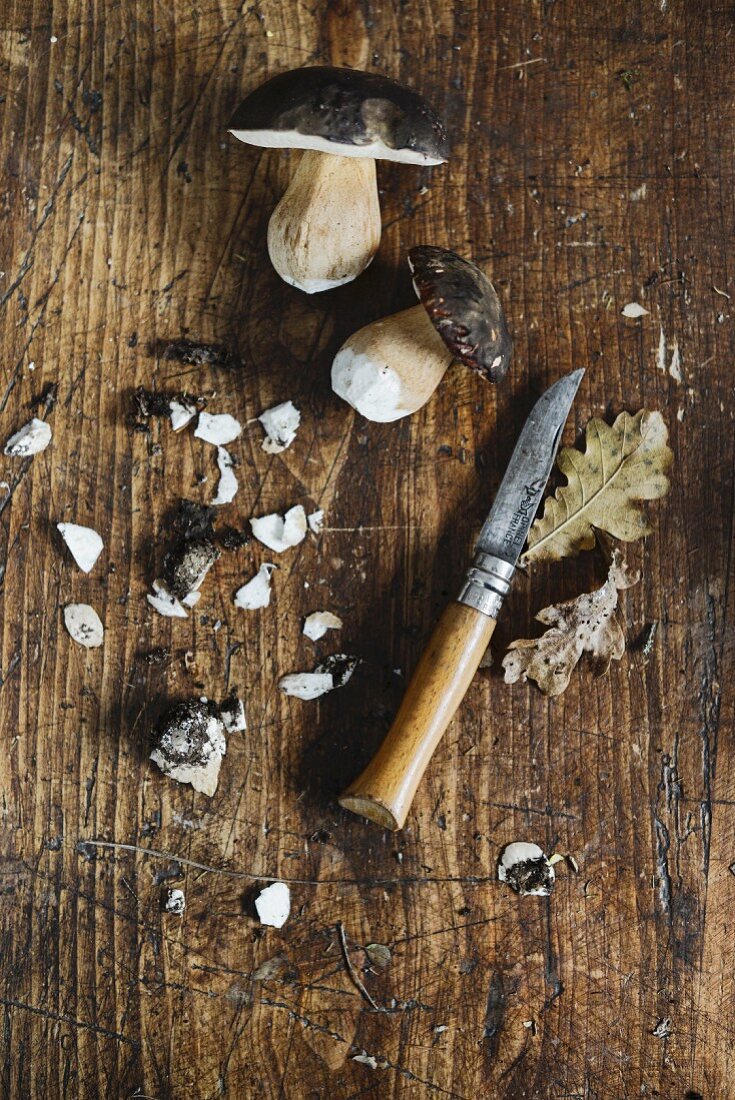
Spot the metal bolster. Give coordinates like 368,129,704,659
457,552,515,619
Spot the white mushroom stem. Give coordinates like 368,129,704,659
267,151,381,294
331,304,453,422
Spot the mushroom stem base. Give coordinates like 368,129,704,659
267,151,381,293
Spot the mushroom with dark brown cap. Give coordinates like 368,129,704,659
228,67,448,293
331,246,513,422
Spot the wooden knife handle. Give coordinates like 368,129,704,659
339,602,496,831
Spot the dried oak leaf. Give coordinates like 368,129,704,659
502,551,639,696
524,410,672,563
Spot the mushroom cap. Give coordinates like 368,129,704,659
228,66,448,166
408,246,513,382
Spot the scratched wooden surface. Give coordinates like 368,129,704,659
0,1,732,1097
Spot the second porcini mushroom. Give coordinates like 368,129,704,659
331,246,513,422
228,67,447,293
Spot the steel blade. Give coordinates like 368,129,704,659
476,369,584,564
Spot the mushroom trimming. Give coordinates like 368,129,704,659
4,417,52,456
250,505,307,552
63,603,104,648
332,245,513,422
255,882,291,928
228,66,447,293
149,696,245,797
279,653,359,699
259,400,301,453
497,842,555,897
57,522,104,573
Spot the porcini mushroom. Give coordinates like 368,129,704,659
331,245,513,422
228,67,448,293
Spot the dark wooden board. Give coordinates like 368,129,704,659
0,1,733,1096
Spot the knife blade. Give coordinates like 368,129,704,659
339,369,584,831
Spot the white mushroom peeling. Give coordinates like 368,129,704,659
234,563,277,610
149,697,243,797
211,446,238,505
621,302,649,318
254,882,291,928
57,522,104,573
332,246,513,422
498,842,556,897
195,411,242,446
303,610,343,641
4,417,52,456
307,509,324,534
228,67,447,293
147,580,189,619
170,398,197,432
63,603,104,648
164,888,186,914
279,654,359,699
259,401,301,453
250,505,307,552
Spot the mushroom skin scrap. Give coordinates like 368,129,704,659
4,417,52,456
259,401,301,453
254,882,291,928
497,842,555,897
170,398,197,431
147,580,189,618
303,610,343,641
150,700,227,797
164,888,186,914
234,563,277,610
57,522,104,573
162,537,220,599
195,411,242,445
250,505,307,552
279,672,334,700
308,509,324,534
211,447,238,506
63,603,104,648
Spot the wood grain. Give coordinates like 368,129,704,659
0,1,732,1097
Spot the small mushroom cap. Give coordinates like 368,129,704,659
408,246,513,382
228,66,448,166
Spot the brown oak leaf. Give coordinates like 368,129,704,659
502,551,639,696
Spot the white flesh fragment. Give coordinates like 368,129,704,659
211,446,238,505
63,603,104,648
250,505,307,552
147,580,188,618
228,128,445,166
307,509,324,534
4,417,52,456
170,399,197,431
182,590,201,608
195,411,242,445
621,302,649,318
220,696,247,733
498,841,556,897
259,400,301,454
150,714,225,797
254,882,291,928
57,522,104,573
234,563,277,610
278,672,334,700
303,611,343,641
164,888,186,914
280,654,358,699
